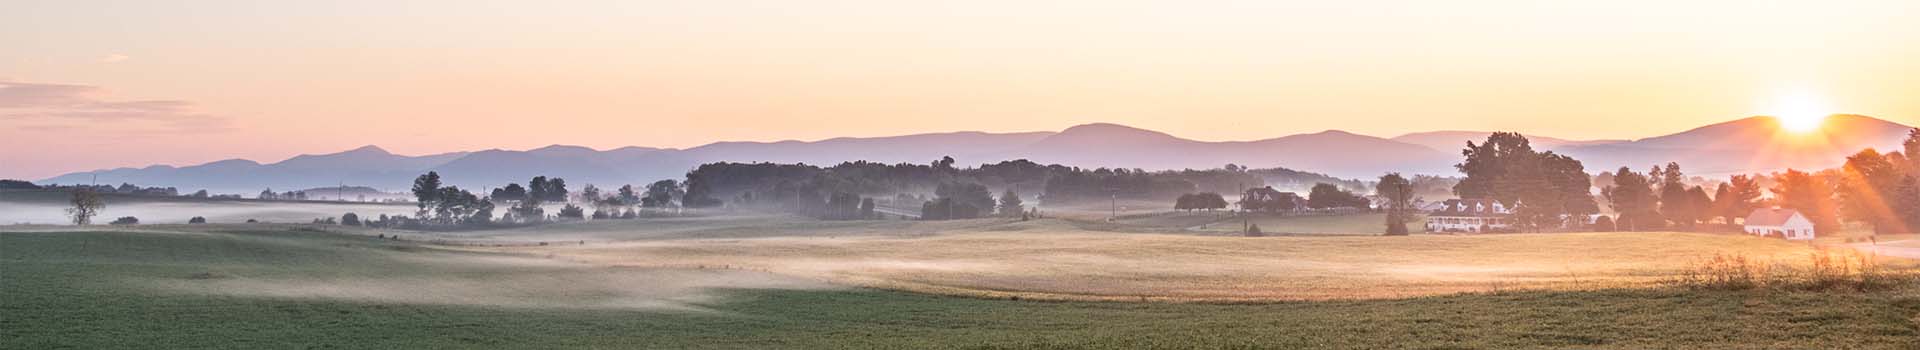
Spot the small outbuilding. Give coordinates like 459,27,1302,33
1744,208,1816,240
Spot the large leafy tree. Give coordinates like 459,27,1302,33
1714,175,1763,224
1603,167,1660,231
411,171,442,216
1772,169,1843,233
1839,150,1910,234
644,180,684,207
1307,183,1368,209
1453,132,1596,230
491,183,528,202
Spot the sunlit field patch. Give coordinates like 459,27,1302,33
493,217,1891,301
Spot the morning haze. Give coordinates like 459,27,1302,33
5,1,1920,349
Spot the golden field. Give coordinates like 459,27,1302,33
480,215,1878,301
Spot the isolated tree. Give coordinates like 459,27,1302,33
66,190,105,225
998,189,1025,216
1175,194,1196,211
412,171,442,216
1376,173,1415,235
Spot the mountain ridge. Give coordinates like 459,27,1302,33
35,115,1916,194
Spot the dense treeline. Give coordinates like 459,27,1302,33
680,157,1309,207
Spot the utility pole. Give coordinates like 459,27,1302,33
1102,187,1118,222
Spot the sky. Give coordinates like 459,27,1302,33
4,0,1919,180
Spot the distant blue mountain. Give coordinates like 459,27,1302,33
38,115,1915,196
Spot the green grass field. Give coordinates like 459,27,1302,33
6,227,1920,349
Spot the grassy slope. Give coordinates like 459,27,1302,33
5,229,1919,349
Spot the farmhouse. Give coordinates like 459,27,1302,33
1425,198,1511,233
1744,208,1816,240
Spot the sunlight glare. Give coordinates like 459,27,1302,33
1765,91,1830,133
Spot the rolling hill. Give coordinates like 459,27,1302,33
34,115,1916,195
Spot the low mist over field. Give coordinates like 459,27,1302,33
8,1,1920,348
0,198,416,225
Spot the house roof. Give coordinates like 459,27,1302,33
1745,208,1805,227
1431,198,1508,217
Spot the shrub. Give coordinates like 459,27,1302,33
558,204,585,219
1244,223,1264,237
341,213,361,226
109,216,139,225
245,219,258,223
188,216,207,224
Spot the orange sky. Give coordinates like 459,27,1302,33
4,0,1919,180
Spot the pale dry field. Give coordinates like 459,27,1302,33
487,217,1851,301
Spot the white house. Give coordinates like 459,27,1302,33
1425,198,1512,233
1744,208,1816,240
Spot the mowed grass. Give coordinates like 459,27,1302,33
6,228,1920,349
513,218,1873,300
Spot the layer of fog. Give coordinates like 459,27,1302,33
0,201,417,225
143,263,838,312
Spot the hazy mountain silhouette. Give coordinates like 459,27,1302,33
1390,131,1626,153
1009,124,1455,177
36,116,1916,195
1557,115,1914,175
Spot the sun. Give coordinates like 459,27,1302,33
1764,91,1831,133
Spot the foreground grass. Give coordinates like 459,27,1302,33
5,228,1919,349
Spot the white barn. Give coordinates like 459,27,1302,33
1744,208,1816,240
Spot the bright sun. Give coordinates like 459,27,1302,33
1765,91,1831,133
